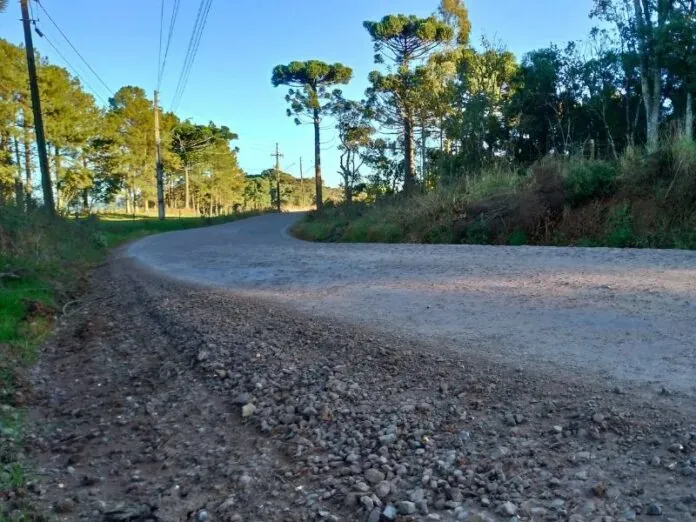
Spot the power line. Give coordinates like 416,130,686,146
171,0,211,111
34,0,114,96
35,28,109,106
170,0,213,111
157,0,164,88
158,0,181,90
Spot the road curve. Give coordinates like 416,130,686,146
128,213,696,395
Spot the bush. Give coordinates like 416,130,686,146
507,230,528,246
564,160,618,206
604,203,635,248
664,138,696,214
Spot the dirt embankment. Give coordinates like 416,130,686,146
6,253,695,521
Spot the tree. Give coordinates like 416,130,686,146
592,0,673,151
660,1,696,139
271,60,353,209
331,98,374,202
364,14,454,191
443,39,517,171
107,86,155,213
39,64,100,210
0,39,28,205
171,121,238,212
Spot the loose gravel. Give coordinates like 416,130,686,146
14,252,696,522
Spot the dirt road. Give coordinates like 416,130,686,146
17,216,696,522
129,213,696,396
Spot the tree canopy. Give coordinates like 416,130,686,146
272,60,353,209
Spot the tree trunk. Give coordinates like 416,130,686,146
421,119,427,185
54,145,61,210
13,137,24,209
644,90,660,152
313,109,323,210
685,91,694,140
23,124,32,206
642,66,661,152
632,0,666,152
82,190,89,212
403,113,415,192
185,165,190,209
439,116,444,152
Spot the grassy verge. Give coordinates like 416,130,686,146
293,141,696,249
0,208,261,518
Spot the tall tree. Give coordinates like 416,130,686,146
364,14,454,191
660,1,696,139
592,0,673,151
107,86,155,213
171,121,237,210
39,64,100,210
271,60,353,209
331,98,374,202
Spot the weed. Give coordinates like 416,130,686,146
604,203,635,248
507,230,528,246
564,160,618,206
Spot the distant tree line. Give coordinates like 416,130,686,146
1,39,254,215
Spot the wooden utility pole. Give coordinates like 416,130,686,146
271,143,283,212
153,90,165,220
20,0,54,213
299,156,305,208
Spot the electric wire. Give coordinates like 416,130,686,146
34,0,114,95
171,0,211,111
157,0,164,88
158,0,181,90
37,30,109,106
170,0,213,111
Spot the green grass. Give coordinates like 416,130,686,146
92,212,261,246
0,207,262,512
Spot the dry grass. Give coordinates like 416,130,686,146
295,141,696,250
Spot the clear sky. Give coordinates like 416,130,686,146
0,0,596,186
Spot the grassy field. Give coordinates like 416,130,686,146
0,208,261,513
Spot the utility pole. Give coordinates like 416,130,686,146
299,156,305,209
20,0,54,213
153,90,165,220
271,143,283,212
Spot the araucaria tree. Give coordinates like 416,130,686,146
363,13,453,191
271,60,352,209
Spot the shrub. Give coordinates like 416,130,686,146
664,138,696,214
507,230,528,246
604,203,635,248
564,160,618,206
465,167,521,201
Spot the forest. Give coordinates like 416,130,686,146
285,0,696,248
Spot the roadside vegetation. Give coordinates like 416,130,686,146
286,0,695,249
0,208,258,513
294,139,696,248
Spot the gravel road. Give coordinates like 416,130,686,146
129,213,696,396
18,217,696,522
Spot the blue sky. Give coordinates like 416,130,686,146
1,0,596,186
